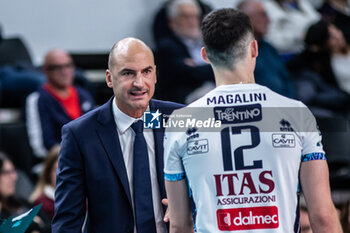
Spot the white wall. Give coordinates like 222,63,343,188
0,0,240,65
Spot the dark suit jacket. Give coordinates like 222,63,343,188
52,98,183,233
255,40,296,99
155,34,214,103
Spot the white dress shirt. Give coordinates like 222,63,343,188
112,97,167,233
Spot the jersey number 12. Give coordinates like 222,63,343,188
221,125,262,171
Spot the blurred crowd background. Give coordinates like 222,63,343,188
0,0,350,232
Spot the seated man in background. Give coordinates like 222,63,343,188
26,49,95,158
152,0,212,46
238,0,296,99
155,0,215,104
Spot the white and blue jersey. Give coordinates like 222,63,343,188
164,84,325,233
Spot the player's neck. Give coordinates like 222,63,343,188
213,67,255,87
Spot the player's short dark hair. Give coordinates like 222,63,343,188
201,8,254,70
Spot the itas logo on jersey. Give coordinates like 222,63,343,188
272,133,295,148
217,206,279,231
214,104,262,124
187,139,209,155
279,119,294,132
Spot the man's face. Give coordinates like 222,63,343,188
44,51,75,90
171,4,200,40
106,47,156,118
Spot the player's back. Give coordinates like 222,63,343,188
164,84,324,233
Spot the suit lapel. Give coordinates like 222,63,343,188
96,99,132,206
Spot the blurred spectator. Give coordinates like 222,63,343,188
29,146,59,220
310,0,325,9
155,0,215,104
340,198,350,233
152,0,212,46
288,20,340,86
262,0,320,58
0,25,45,107
0,65,45,108
305,20,350,89
287,20,350,117
319,0,350,44
25,49,95,158
0,151,51,232
327,23,350,94
238,0,296,98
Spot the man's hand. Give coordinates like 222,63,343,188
162,198,169,223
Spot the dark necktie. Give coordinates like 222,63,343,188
131,120,157,233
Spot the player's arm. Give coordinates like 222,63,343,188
165,179,194,233
300,160,343,233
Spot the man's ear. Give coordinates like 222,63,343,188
250,40,258,58
201,47,210,63
106,69,113,88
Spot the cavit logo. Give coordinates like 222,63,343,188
187,139,209,155
217,206,279,231
143,110,161,129
272,133,295,148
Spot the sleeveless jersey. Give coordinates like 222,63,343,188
164,84,325,233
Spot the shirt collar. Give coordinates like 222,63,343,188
112,97,147,133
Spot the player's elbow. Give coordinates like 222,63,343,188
309,208,341,232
